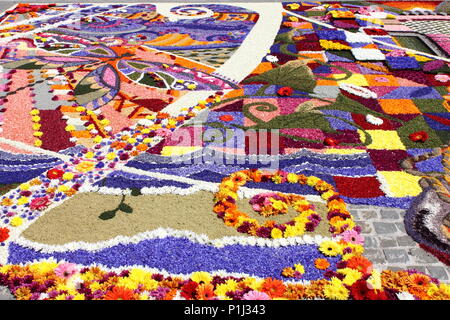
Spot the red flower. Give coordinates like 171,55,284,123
0,227,9,242
219,114,234,122
277,86,293,96
46,169,64,180
104,286,136,300
181,281,199,300
350,280,371,300
30,196,51,211
324,137,339,146
409,131,428,143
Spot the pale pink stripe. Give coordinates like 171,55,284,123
100,103,133,134
1,70,36,146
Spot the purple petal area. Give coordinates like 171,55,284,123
8,239,340,281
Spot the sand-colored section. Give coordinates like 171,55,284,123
22,191,330,245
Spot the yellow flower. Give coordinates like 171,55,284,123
32,123,41,130
1,198,13,206
72,294,85,300
10,217,23,227
271,228,283,239
75,161,95,173
93,136,103,144
191,271,212,284
287,173,298,183
294,263,305,274
319,240,342,257
224,279,238,291
29,109,39,116
143,138,153,144
84,151,94,159
287,3,300,9
306,176,321,187
271,199,287,212
31,115,41,122
214,284,230,297
29,261,58,275
337,268,362,286
127,138,137,144
271,175,283,184
17,197,29,205
34,140,42,147
323,278,349,300
62,172,74,180
284,224,304,237
65,125,75,132
58,185,70,192
367,269,382,290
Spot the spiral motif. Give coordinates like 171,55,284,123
169,5,215,19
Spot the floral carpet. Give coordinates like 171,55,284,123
0,1,448,300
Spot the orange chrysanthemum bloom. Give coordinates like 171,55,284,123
314,258,331,270
261,278,286,298
196,283,215,300
224,210,245,227
346,256,373,274
285,284,306,300
163,289,177,300
281,267,295,278
104,286,137,300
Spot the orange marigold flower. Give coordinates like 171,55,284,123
346,255,373,274
135,144,148,151
104,286,137,300
314,258,331,270
281,267,295,278
264,220,276,228
261,278,286,298
156,112,170,119
224,210,244,227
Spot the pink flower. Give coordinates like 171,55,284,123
54,263,78,280
29,196,51,211
341,229,364,245
242,291,271,300
386,49,406,57
155,128,172,137
434,74,450,83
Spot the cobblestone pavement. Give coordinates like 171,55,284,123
348,204,449,283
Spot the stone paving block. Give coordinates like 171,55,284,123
407,266,427,273
408,248,439,263
396,223,407,233
380,209,401,220
380,238,397,248
349,209,359,220
364,249,386,264
359,210,379,220
426,266,449,280
373,222,397,234
383,266,404,272
0,287,14,300
363,236,378,248
355,221,373,233
397,235,417,247
384,249,410,263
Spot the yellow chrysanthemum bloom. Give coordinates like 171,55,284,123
191,271,212,284
10,217,23,227
271,199,287,212
75,161,95,173
271,228,283,239
242,277,262,291
65,125,75,132
84,151,94,159
284,224,303,237
319,240,342,257
286,173,299,183
306,176,321,187
19,183,30,191
93,136,103,144
58,185,70,192
17,196,29,205
72,294,85,300
62,172,74,180
294,264,305,274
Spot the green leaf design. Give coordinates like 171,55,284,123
99,210,117,220
275,30,295,44
242,60,316,92
130,188,142,197
1,59,45,70
119,203,133,214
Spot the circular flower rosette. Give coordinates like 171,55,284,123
213,169,358,239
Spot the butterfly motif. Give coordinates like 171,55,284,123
0,34,239,109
